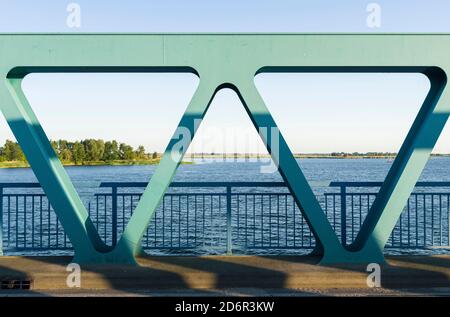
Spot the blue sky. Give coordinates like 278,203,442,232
2,0,450,32
1,1,450,153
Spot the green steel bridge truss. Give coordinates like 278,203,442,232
0,33,449,265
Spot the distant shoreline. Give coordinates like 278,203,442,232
0,159,162,169
0,158,193,169
1,153,448,169
187,153,450,159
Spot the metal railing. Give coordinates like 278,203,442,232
0,181,449,255
0,183,71,252
328,182,450,248
96,182,310,254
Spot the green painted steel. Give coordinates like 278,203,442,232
0,34,449,265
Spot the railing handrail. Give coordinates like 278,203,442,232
0,183,42,188
99,181,288,188
3,181,450,189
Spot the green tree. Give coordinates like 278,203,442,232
72,142,86,164
103,140,119,161
60,148,73,162
83,139,105,161
135,145,147,160
2,140,25,161
119,143,134,160
57,139,73,162
0,138,158,165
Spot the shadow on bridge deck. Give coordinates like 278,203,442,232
0,255,448,296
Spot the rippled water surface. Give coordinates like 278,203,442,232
1,157,449,256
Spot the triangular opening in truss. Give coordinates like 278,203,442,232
159,88,315,255
0,72,199,251
255,72,431,247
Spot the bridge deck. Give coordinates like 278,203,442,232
0,255,448,294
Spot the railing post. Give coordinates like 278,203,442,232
226,185,232,255
0,186,3,256
111,185,118,247
340,185,347,246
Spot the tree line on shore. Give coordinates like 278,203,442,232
329,152,396,157
0,139,158,164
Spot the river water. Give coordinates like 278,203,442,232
1,157,449,256
2,156,450,195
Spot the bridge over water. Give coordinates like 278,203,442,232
1,33,450,266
